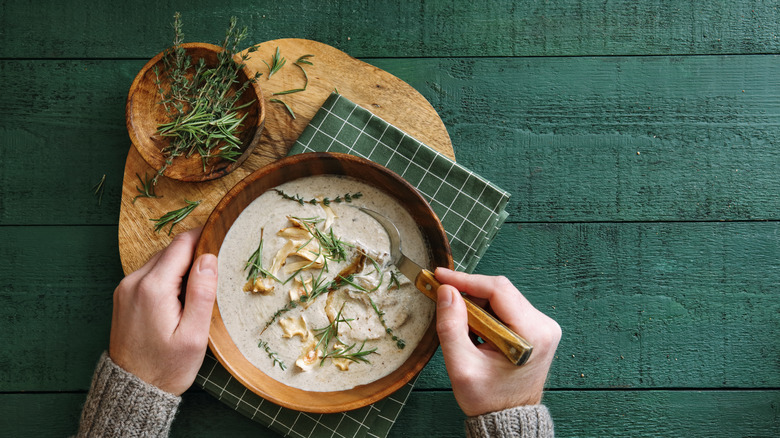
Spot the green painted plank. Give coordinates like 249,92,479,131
0,226,120,391
0,59,138,225
2,1,780,58
373,54,780,222
2,223,778,391
2,390,778,437
4,55,780,224
482,222,780,390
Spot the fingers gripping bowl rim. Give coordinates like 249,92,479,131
195,152,453,413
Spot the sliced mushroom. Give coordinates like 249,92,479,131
330,344,351,371
243,276,275,295
289,276,314,308
295,339,322,372
322,202,337,230
279,315,309,340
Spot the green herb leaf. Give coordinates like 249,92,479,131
258,339,287,370
150,199,200,235
132,172,162,203
270,98,296,119
263,46,286,78
91,174,106,206
153,13,258,184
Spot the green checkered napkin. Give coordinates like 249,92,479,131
195,92,510,437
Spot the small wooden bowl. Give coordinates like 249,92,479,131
196,152,453,413
126,42,265,182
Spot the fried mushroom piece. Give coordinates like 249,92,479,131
295,338,322,372
279,315,309,340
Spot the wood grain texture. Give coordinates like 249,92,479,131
117,39,454,274
3,223,778,391
4,55,780,225
482,222,780,389
412,269,533,366
3,0,780,435
0,226,119,391
4,390,778,437
126,43,266,182
3,0,780,58
373,55,780,222
199,153,451,413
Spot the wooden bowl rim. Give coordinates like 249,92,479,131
196,152,453,413
126,42,266,182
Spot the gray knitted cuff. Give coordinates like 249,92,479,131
465,404,554,438
77,352,181,438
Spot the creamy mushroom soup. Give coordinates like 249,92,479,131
217,174,434,391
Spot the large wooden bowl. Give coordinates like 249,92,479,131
126,42,265,182
195,152,453,413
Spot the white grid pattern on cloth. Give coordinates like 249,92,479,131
194,93,509,438
195,351,412,438
296,94,509,272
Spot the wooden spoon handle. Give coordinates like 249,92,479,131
415,269,533,366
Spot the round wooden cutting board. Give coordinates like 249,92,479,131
118,38,454,274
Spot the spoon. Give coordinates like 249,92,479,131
360,207,533,366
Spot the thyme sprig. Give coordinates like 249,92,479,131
367,293,407,350
132,172,162,203
274,189,362,206
92,174,106,206
150,199,200,235
153,13,261,183
258,340,287,370
345,259,406,350
263,46,286,78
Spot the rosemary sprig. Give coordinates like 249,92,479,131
262,272,352,332
388,270,401,290
313,303,352,354
273,54,314,96
132,172,162,203
153,13,261,184
263,46,286,78
92,174,106,206
244,228,282,284
296,54,314,66
258,340,287,370
150,199,200,235
291,216,352,262
313,305,378,366
339,257,383,294
274,189,362,206
270,98,295,119
322,340,377,365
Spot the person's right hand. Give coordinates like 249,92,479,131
434,268,561,417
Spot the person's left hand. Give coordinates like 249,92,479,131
109,228,217,396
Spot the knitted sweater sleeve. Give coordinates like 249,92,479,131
76,352,181,438
465,405,554,438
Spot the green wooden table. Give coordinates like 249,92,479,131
2,1,779,436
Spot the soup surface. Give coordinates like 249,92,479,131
217,174,434,391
